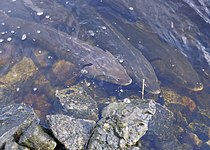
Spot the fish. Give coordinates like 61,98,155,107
98,11,203,91
58,0,160,94
0,11,132,86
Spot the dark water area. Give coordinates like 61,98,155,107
0,0,210,149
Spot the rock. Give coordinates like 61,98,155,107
0,103,39,149
46,114,95,150
187,120,210,142
146,103,175,139
4,139,29,150
185,130,203,147
161,87,196,112
55,85,98,121
195,107,210,127
52,60,79,86
0,57,38,89
144,103,189,150
18,123,56,150
22,93,52,120
87,99,156,149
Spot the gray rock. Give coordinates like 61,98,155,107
47,114,95,150
55,85,98,121
0,103,39,149
144,103,189,150
18,123,56,150
148,103,175,140
4,139,29,150
87,99,156,150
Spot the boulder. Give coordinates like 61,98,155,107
19,123,56,150
87,99,156,149
47,114,95,150
0,103,39,149
55,85,98,121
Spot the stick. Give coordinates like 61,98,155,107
141,79,145,99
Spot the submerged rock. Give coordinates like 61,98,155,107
87,99,156,149
0,57,38,90
55,85,98,121
47,114,95,150
143,103,191,150
187,120,210,142
0,103,39,149
161,87,196,112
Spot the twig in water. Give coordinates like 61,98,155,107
141,79,145,99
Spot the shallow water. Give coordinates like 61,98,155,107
0,0,209,149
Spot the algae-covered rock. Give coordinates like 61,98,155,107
47,114,95,150
187,120,210,142
0,57,38,89
55,85,98,121
18,123,56,150
52,59,79,86
161,87,196,112
87,99,156,150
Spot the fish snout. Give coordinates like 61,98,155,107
190,82,203,91
144,83,161,94
118,76,132,86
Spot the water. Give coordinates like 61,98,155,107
0,0,209,149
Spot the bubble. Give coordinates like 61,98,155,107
21,34,27,40
33,87,38,91
86,82,91,87
129,7,134,10
88,30,95,36
1,22,5,26
7,37,12,42
11,30,15,34
101,26,107,30
123,98,131,103
0,39,4,43
1,31,7,35
81,69,88,74
16,88,20,92
47,56,53,59
36,30,41,34
119,59,124,63
45,15,50,19
36,11,44,16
